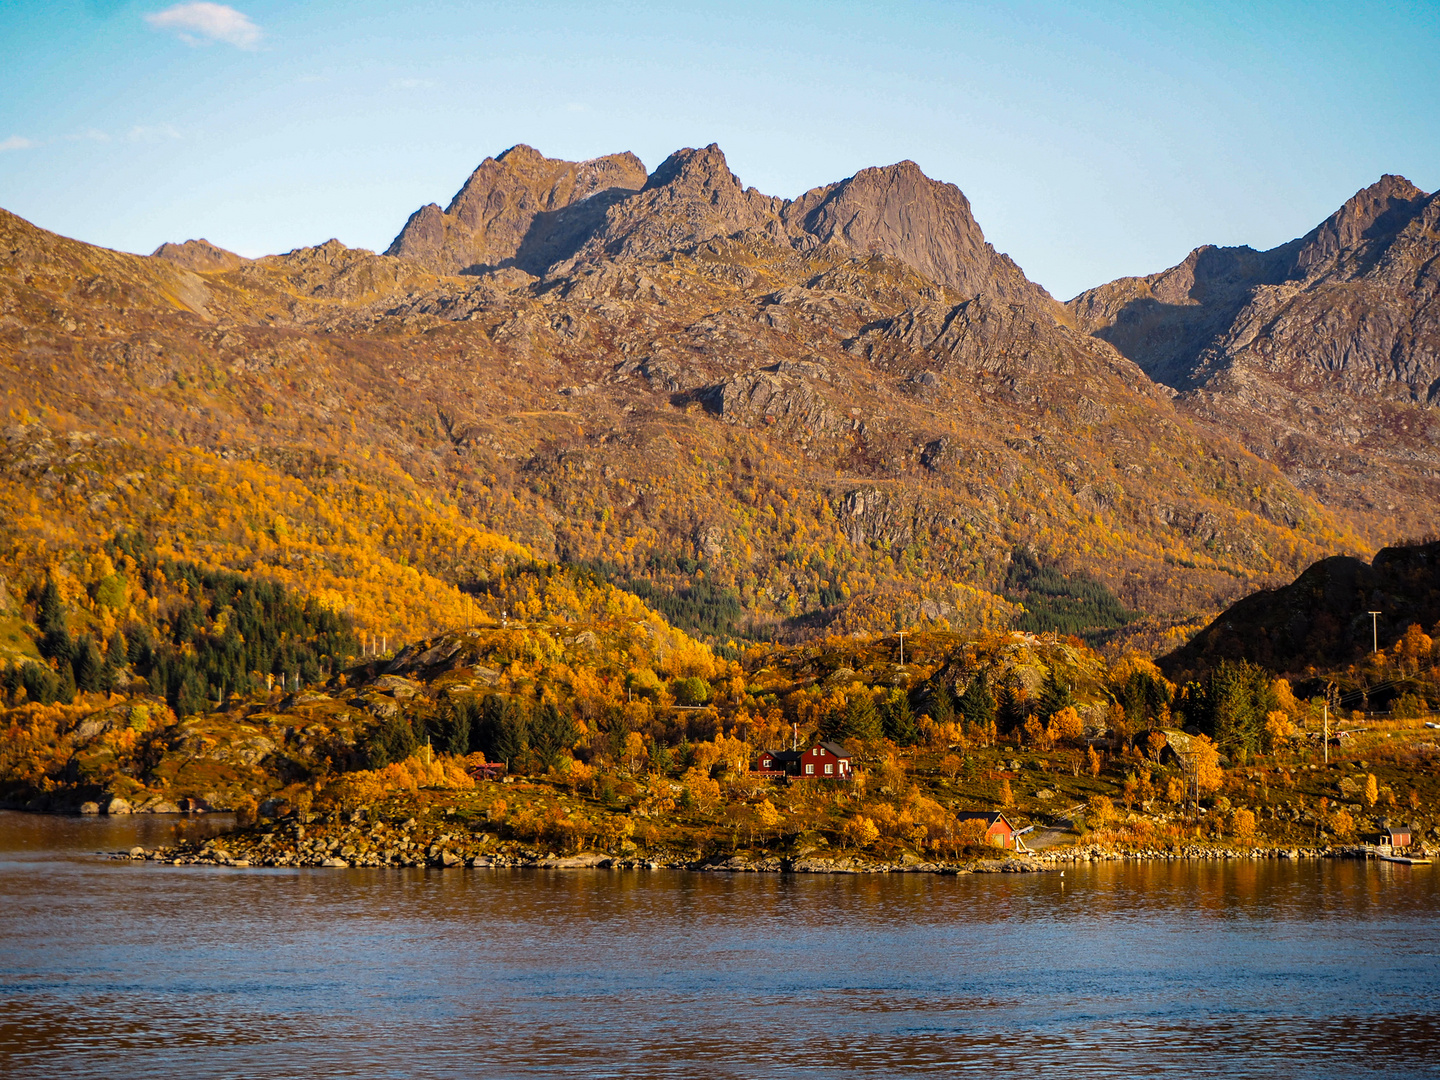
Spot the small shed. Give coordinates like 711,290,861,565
956,811,1017,849
1365,823,1412,849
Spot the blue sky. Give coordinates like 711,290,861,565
1,0,1436,298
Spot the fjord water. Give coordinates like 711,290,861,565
2,812,1438,1079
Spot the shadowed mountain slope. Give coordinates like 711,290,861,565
1070,176,1440,538
1159,540,1440,681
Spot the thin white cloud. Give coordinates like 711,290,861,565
390,78,434,90
0,136,37,151
127,124,184,142
64,129,111,143
145,3,261,49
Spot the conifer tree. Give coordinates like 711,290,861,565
531,701,578,768
73,636,106,694
880,688,919,745
958,677,996,729
56,660,77,705
37,577,73,664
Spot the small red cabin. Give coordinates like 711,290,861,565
1365,823,1412,849
956,811,1016,849
752,742,852,780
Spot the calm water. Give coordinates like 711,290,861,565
2,812,1439,1078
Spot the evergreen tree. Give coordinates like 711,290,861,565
1203,660,1276,757
923,680,955,725
19,662,59,705
56,660,77,705
36,577,73,664
531,701,578,768
479,695,531,768
1119,669,1171,729
880,688,919,745
958,677,996,729
840,691,884,742
1038,670,1077,720
73,635,105,694
365,716,418,768
440,698,476,757
173,667,210,718
103,629,128,688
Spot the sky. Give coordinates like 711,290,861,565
1,0,1436,299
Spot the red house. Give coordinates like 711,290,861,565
753,742,852,780
955,811,1016,849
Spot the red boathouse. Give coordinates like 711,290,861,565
955,811,1016,849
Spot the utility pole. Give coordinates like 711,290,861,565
897,631,906,667
1368,611,1382,654
1323,700,1329,766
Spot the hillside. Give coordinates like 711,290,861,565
0,144,1374,661
1070,175,1440,538
1160,539,1440,690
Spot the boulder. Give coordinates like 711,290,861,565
146,801,182,814
105,798,133,815
79,801,100,815
320,857,349,868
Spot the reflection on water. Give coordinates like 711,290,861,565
2,811,1439,1078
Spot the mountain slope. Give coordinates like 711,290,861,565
1069,176,1440,536
0,149,1373,652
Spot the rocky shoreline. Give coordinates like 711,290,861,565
106,814,1395,874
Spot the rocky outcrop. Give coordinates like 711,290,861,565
782,160,1056,308
151,239,246,273
385,144,648,276
388,143,1056,311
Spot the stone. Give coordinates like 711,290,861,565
146,801,182,814
106,798,133,815
320,857,349,868
128,846,145,858
79,801,100,815
440,850,462,868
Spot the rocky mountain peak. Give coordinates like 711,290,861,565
642,143,741,193
783,160,1054,308
1290,173,1429,279
151,239,245,273
385,145,647,276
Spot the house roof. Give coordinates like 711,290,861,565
818,741,851,759
768,749,803,764
955,811,1014,830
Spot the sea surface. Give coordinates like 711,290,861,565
2,811,1438,1079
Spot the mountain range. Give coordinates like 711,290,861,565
1,143,1434,653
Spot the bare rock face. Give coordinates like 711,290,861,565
385,144,648,276
151,239,245,273
782,161,1055,309
388,143,1055,311
564,143,783,266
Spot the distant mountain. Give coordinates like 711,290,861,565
1069,175,1440,536
387,143,1056,308
0,148,1382,653
1159,539,1440,681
